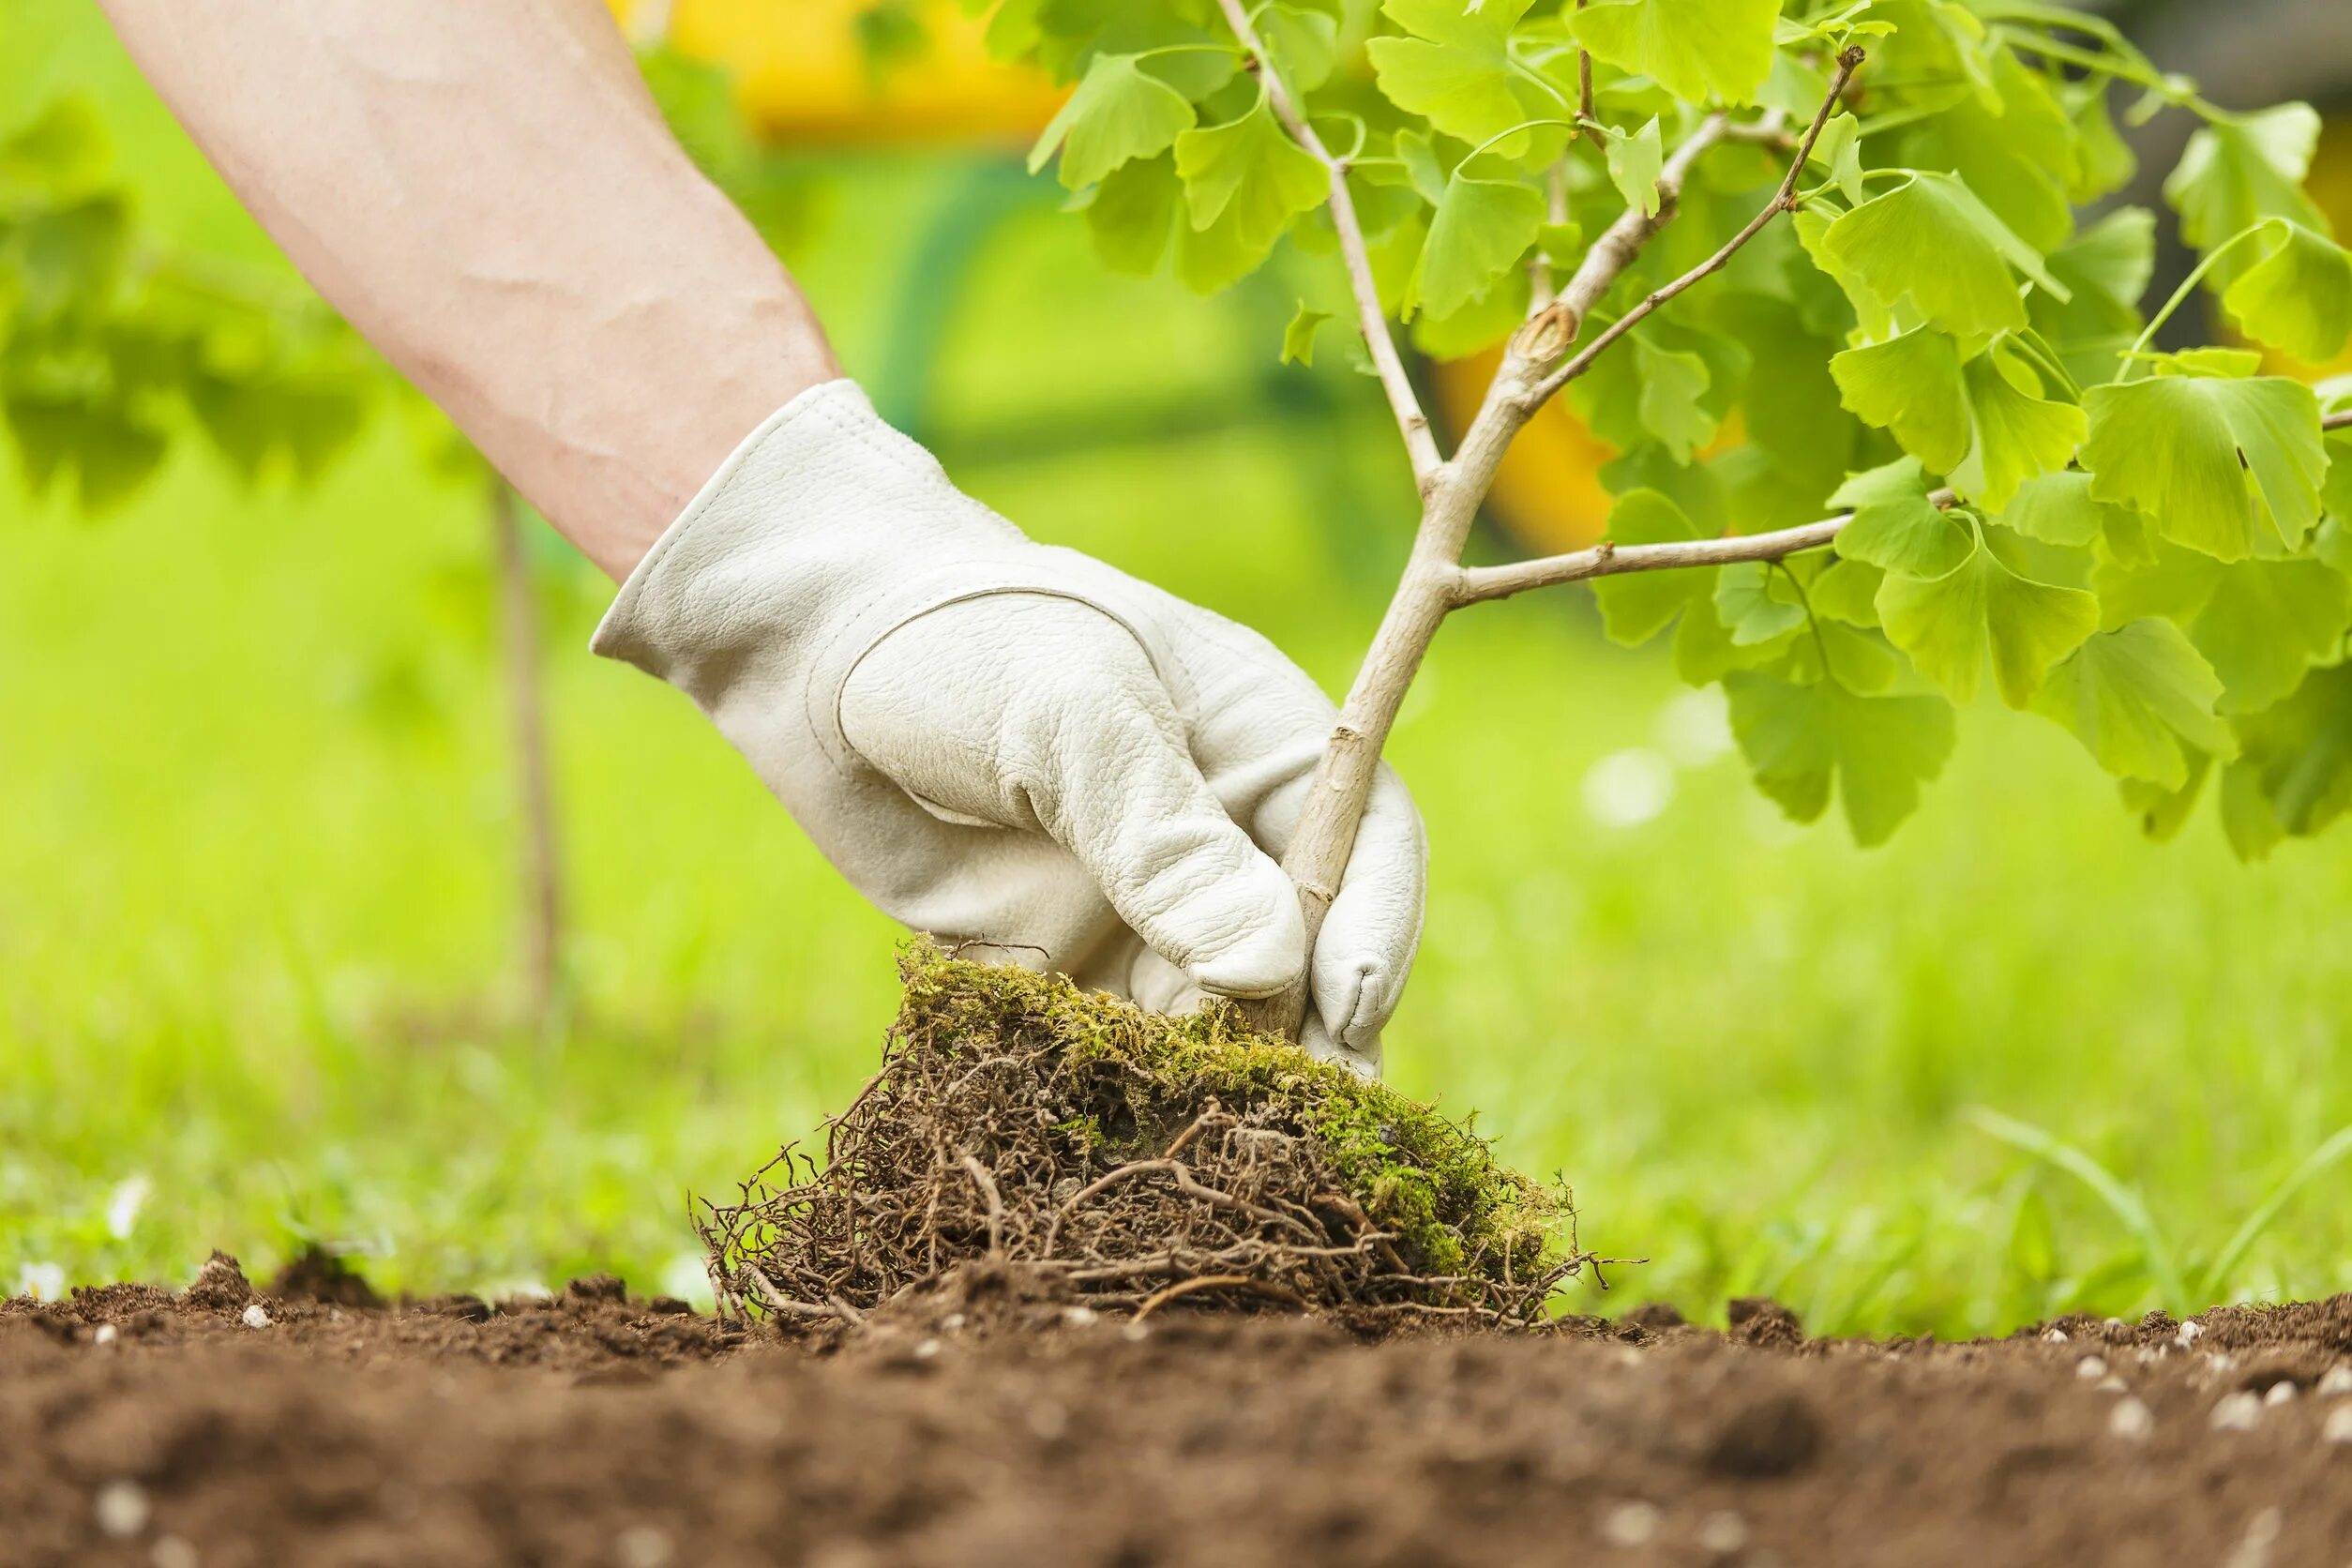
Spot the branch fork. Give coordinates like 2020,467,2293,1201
1210,21,1865,1036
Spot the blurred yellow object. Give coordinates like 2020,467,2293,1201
2290,113,2352,378
1430,347,1618,554
611,0,1063,144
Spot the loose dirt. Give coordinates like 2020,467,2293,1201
8,1256,2351,1568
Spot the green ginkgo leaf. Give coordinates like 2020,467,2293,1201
1604,117,1666,218
1571,0,1781,107
2028,207,2154,384
1820,172,2067,344
2222,219,2352,365
1831,457,1972,577
1280,302,1330,366
1807,112,1866,204
1949,341,2087,512
1831,327,1971,472
1028,53,1199,189
1366,0,1566,155
1999,470,2133,549
2164,103,2327,282
1591,489,1708,645
1570,326,1729,463
1794,207,1894,340
1408,161,1544,320
1635,339,1716,464
1811,557,1886,627
2030,619,2235,789
1173,94,1328,261
1393,128,1449,206
1082,155,1181,274
1725,672,1958,846
1714,561,1808,646
2093,543,2352,715
2079,363,2327,562
1259,3,1341,94
1877,530,2099,707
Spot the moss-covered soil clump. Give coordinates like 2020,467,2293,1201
701,945,1591,1328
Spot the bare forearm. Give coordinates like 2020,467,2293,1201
97,0,840,578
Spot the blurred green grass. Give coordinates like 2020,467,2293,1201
7,3,2352,1335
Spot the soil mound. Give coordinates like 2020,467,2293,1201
700,946,1592,1329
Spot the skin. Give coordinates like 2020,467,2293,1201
95,0,841,580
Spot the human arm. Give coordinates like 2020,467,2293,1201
94,0,837,579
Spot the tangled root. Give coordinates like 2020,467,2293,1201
700,946,1595,1329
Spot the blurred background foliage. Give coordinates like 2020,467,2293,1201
5,0,2352,1334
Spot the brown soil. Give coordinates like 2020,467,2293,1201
7,1256,2351,1568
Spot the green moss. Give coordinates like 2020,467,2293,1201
897,943,1569,1286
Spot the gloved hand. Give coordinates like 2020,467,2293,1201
591,380,1425,1073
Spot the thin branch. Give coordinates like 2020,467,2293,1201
1537,113,1732,349
1454,517,1847,605
1575,0,1594,124
1214,0,1442,484
2322,407,2352,432
1529,159,1571,310
1451,485,1957,608
1533,47,1864,402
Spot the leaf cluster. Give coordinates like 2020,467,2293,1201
0,97,375,510
1006,0,2352,855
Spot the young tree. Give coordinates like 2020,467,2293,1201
1009,0,2352,1034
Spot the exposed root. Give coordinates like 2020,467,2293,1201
700,945,1595,1331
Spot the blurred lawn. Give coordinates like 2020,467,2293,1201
8,5,2352,1336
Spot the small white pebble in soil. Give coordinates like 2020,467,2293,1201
2179,1320,2205,1346
2210,1391,2264,1432
150,1536,200,1568
2099,1376,2130,1395
1601,1501,1661,1548
614,1525,673,1568
1063,1305,1099,1329
94,1480,149,1539
1612,1347,1643,1369
912,1338,941,1361
2264,1381,2299,1407
1697,1511,1749,1554
2321,1406,2352,1445
2043,1328,2070,1344
2110,1397,2155,1440
2317,1365,2352,1398
2077,1356,2108,1380
93,1323,118,1347
938,1313,966,1334
1121,1320,1151,1342
239,1304,271,1330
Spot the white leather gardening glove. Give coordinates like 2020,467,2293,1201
590,380,1425,1073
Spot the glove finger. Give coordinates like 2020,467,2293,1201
1306,763,1425,1051
842,594,1304,1000
1018,658,1304,1002
1300,1014,1380,1078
